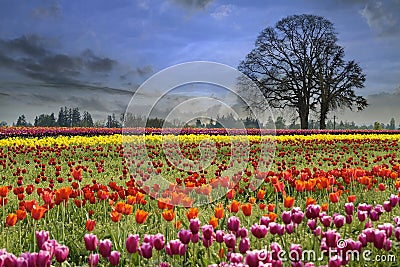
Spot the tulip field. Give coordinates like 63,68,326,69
1,128,400,266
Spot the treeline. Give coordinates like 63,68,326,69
4,108,399,130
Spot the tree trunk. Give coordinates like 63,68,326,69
299,107,309,129
319,105,329,129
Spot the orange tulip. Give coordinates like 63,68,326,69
123,204,133,215
111,210,122,222
16,209,26,221
214,204,224,219
209,217,219,229
321,203,329,212
257,189,266,200
249,197,256,204
186,207,198,220
162,209,175,222
241,203,252,216
218,248,225,259
174,220,182,230
135,209,149,224
265,212,277,222
306,197,316,207
329,192,339,203
267,203,275,213
115,202,126,213
284,196,295,208
347,195,356,203
6,213,17,227
86,219,96,231
31,206,46,220
228,200,240,213
0,186,9,198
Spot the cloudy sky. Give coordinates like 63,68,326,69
0,0,399,126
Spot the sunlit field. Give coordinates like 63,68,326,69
1,129,400,266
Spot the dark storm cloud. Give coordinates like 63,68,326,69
120,66,153,81
0,35,120,86
171,0,214,10
0,35,47,57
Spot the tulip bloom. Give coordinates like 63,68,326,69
284,196,294,208
6,213,17,227
86,219,96,232
209,217,219,229
126,234,139,254
31,206,46,221
135,209,149,224
88,253,100,267
108,251,120,266
329,192,339,203
189,218,201,234
186,207,198,220
178,229,192,245
99,239,112,258
36,230,50,250
54,245,69,263
153,233,165,250
227,216,240,232
251,224,268,238
214,204,224,219
228,200,240,213
162,209,175,222
241,203,252,216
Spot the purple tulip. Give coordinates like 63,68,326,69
251,224,268,238
3,253,17,267
346,214,353,224
224,233,236,249
189,218,200,234
36,250,51,267
227,216,240,232
390,194,398,207
84,234,98,252
363,228,375,242
98,239,112,258
383,201,392,212
333,215,345,228
344,203,354,215
269,222,279,234
238,227,248,238
88,253,99,267
54,245,69,263
35,231,49,250
239,237,250,253
108,251,120,266
358,233,367,247
383,239,392,251
245,251,259,267
202,225,214,240
394,216,400,227
289,244,302,262
229,253,243,263
328,255,342,267
16,256,28,267
215,230,225,243
378,223,393,237
320,215,332,228
282,211,291,224
369,210,380,221
357,211,367,222
143,234,154,246
202,237,213,248
191,233,199,243
166,240,182,256
395,227,400,241
307,219,317,230
270,242,282,260
305,205,320,219
358,203,372,212
286,223,294,234
313,226,322,236
324,230,340,248
41,240,58,258
139,242,153,259
304,263,315,267
291,210,304,224
153,233,165,251
374,204,384,215
126,234,139,254
20,251,37,267
178,244,186,256
373,230,386,249
260,216,271,227
158,262,171,267
178,229,192,245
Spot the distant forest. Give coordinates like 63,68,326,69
1,106,398,130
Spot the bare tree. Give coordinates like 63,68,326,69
239,14,367,129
